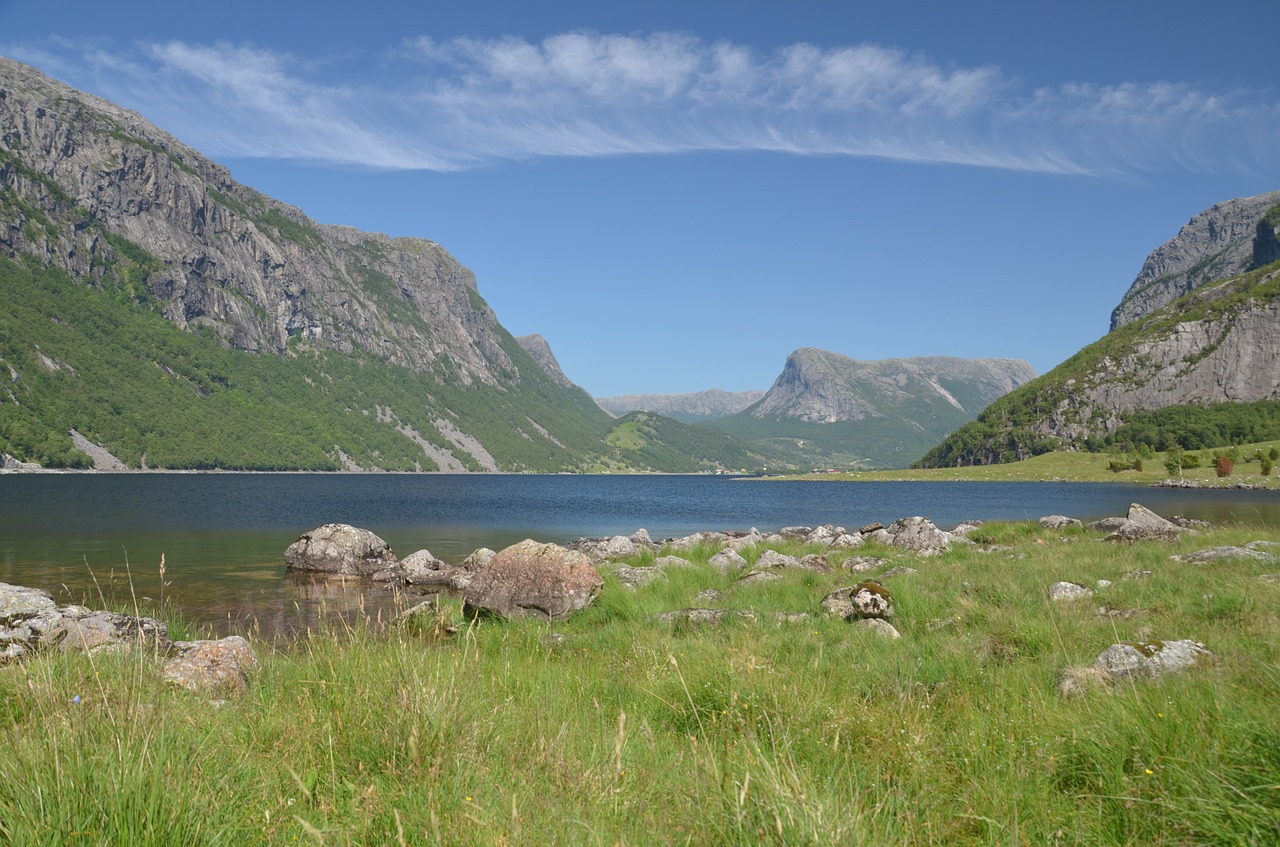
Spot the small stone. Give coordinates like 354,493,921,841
1039,515,1082,530
1049,582,1094,601
840,556,885,573
1171,546,1276,564
692,589,723,605
737,570,783,586
854,618,901,639
880,566,919,578
613,566,666,591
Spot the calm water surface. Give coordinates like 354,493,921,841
2,473,1277,638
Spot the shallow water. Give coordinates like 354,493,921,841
2,473,1277,637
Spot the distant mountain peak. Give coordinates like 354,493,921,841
595,388,766,423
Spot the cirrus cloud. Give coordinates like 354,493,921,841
5,31,1277,176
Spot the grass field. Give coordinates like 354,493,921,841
768,440,1280,485
2,521,1279,845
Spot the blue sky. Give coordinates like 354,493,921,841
2,1,1277,397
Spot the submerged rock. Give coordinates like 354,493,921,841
284,524,398,577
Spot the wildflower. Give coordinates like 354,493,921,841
71,694,81,705
1144,769,1154,775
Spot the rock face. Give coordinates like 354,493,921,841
595,389,766,423
284,524,398,577
712,349,1035,468
1111,189,1280,329
462,539,603,620
515,334,576,389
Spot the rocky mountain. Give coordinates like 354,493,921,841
515,334,575,389
595,389,766,423
920,191,1280,467
706,350,1035,468
0,57,755,474
1111,189,1280,330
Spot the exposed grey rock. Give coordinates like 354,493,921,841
858,523,885,534
613,566,666,591
162,636,258,695
395,595,440,621
797,554,832,572
1246,540,1280,551
880,566,919,579
725,529,765,551
855,618,901,639
1093,639,1211,679
0,582,57,622
629,529,653,546
603,535,637,558
45,610,171,654
1089,517,1130,532
462,539,602,620
692,589,723,605
773,612,811,624
831,533,865,549
778,526,813,539
1111,189,1280,329
821,581,894,621
1049,582,1094,602
462,548,497,570
1105,504,1186,543
707,549,748,575
1172,546,1276,564
1039,515,1082,530
950,521,983,538
841,556,886,573
1095,607,1151,620
652,555,695,569
656,609,758,625
1,453,42,471
753,550,799,569
515,334,575,389
866,529,892,545
1096,579,1113,589
1122,570,1155,580
736,570,783,586
284,524,398,577
885,517,950,554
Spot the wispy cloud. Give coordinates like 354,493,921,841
5,32,1277,175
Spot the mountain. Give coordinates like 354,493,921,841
595,389,766,423
1111,189,1280,330
919,192,1280,467
0,57,754,473
705,350,1035,468
515,334,575,389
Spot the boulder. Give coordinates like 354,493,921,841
880,566,919,579
855,618,901,639
462,539,602,620
831,533,865,549
1171,546,1276,564
401,549,472,590
613,566,666,591
462,548,497,570
162,636,259,695
284,524,398,577
45,609,171,654
1093,639,1210,680
885,517,950,554
652,555,695,569
656,609,758,625
1039,515,1082,530
797,554,832,572
1104,504,1185,543
753,550,799,569
1,583,61,659
1088,516,1129,532
603,535,637,557
693,588,723,605
841,556,886,573
707,549,747,575
736,570,783,586
629,529,653,546
821,581,894,620
1049,582,1094,602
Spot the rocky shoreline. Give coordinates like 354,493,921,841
6,501,1276,702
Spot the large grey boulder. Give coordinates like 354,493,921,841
1104,504,1186,543
885,517,950,554
462,539,602,620
1039,515,1082,530
613,566,666,591
284,524,398,577
1093,639,1210,679
708,549,748,575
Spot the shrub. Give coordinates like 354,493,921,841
1215,455,1234,477
1269,447,1279,461
1262,457,1273,476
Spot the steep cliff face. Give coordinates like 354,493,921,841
595,389,766,423
515,334,575,389
750,349,1036,423
0,57,664,472
0,56,514,386
1110,188,1280,330
919,258,1280,467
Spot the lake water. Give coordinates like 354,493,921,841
3,473,1278,639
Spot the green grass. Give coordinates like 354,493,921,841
770,439,1280,484
3,521,1279,844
